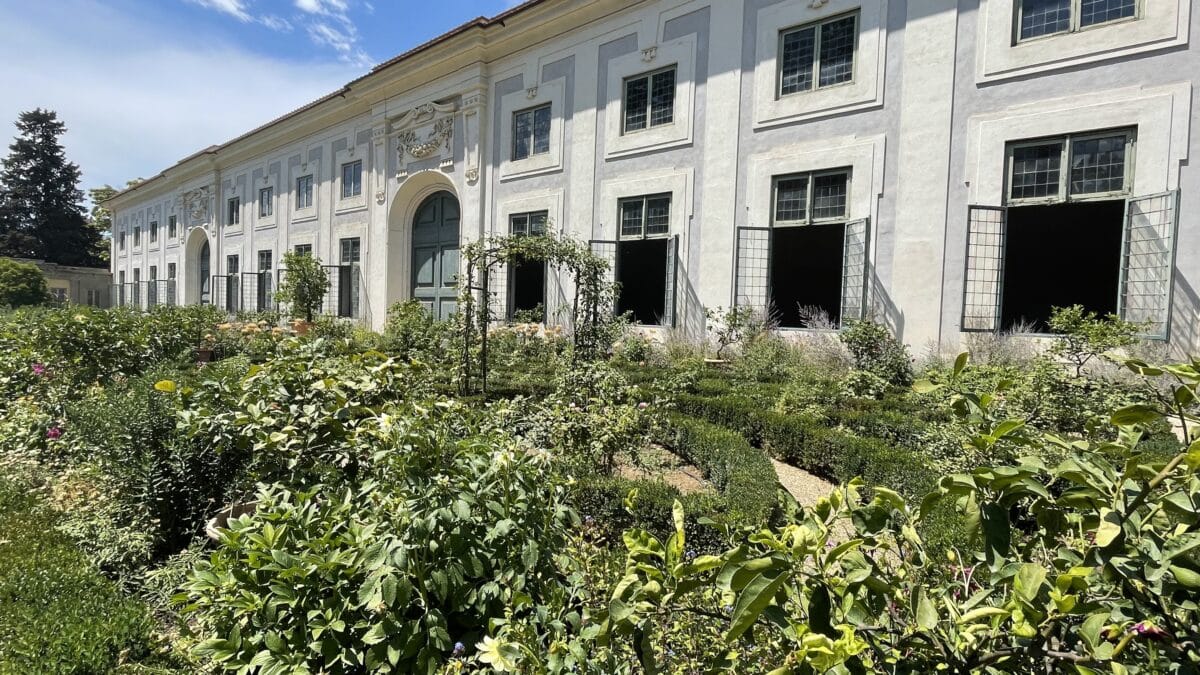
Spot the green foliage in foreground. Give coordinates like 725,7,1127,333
0,478,156,674
275,250,331,323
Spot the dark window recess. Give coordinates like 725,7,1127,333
771,223,846,328
510,255,546,319
616,239,668,325
1000,200,1123,331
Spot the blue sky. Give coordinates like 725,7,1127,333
0,0,519,196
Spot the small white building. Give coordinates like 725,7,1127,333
106,0,1200,353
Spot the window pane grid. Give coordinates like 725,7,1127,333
532,106,551,155
1020,0,1072,39
619,196,671,239
510,214,529,236
1010,143,1063,200
297,175,313,209
624,77,648,133
779,27,816,95
1070,135,1126,195
1080,0,1135,26
529,212,547,235
342,161,362,199
774,177,809,222
818,16,856,87
620,200,645,237
650,69,676,127
812,173,849,220
646,197,671,234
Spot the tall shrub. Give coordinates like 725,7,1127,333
0,258,47,307
275,250,330,323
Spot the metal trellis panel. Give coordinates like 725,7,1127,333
840,217,870,325
961,205,1008,332
734,227,771,311
1119,190,1180,340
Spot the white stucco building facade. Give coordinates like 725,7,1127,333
106,0,1200,353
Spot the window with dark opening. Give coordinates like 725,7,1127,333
616,195,671,325
512,104,552,161
770,170,851,328
509,211,548,320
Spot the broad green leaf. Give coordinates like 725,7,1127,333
953,352,969,377
1015,563,1047,604
1094,508,1123,548
957,607,1008,625
1110,404,1160,427
154,379,177,393
725,568,789,642
916,588,938,630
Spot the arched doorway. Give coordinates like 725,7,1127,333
411,190,460,319
198,240,211,305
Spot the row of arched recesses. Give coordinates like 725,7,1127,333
182,173,463,315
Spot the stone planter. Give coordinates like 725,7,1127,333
205,501,259,543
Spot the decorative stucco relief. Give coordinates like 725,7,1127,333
178,187,210,224
392,100,458,183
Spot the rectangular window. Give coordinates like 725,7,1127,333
167,263,176,280
133,268,140,283
769,170,854,328
1017,0,1136,41
512,104,552,161
341,161,362,199
338,237,361,319
257,250,273,312
616,195,673,325
1006,130,1133,204
296,175,314,209
168,215,177,239
133,226,141,246
779,13,857,97
259,187,274,217
227,255,239,275
294,244,313,256
623,67,676,134
149,265,157,280
227,197,240,226
119,230,126,250
509,212,549,320
149,221,158,243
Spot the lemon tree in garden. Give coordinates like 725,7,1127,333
591,354,1200,673
276,250,331,323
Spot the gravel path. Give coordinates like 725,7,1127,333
771,459,836,506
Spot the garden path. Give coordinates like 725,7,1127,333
771,459,836,505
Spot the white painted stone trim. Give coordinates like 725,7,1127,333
496,188,566,236
603,35,697,159
964,82,1192,204
499,78,567,181
334,143,369,213
745,133,885,229
597,167,694,250
975,0,1190,83
753,0,887,129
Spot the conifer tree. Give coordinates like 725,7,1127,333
0,109,103,266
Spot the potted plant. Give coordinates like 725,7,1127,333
275,250,331,335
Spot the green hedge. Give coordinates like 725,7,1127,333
0,479,156,674
570,477,730,553
661,414,778,523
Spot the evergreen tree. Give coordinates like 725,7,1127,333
87,185,117,265
0,109,103,266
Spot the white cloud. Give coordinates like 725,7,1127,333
187,0,252,22
0,1,361,194
293,0,372,68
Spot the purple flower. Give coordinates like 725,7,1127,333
637,402,649,410
1133,622,1167,641
452,642,465,656
583,515,596,527
685,549,697,561
46,426,63,440
31,363,46,376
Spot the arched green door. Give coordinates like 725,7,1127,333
411,191,460,319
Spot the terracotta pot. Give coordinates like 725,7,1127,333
205,501,259,542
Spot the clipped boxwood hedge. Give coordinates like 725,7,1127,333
570,477,730,553
0,479,157,674
660,414,778,523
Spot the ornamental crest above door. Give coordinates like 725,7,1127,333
393,100,458,180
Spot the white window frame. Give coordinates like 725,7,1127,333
1014,0,1140,44
777,11,860,99
499,79,566,181
149,220,158,244
133,225,141,248
341,160,363,199
259,187,274,218
617,194,673,240
510,210,549,237
167,215,177,240
771,169,853,227
603,35,696,160
227,197,241,226
512,103,552,161
1004,129,1136,206
296,174,314,211
621,66,678,136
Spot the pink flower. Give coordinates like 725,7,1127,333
31,363,46,376
637,402,649,410
1133,621,1167,641
46,426,63,440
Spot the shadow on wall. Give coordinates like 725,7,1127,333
679,265,706,343
869,266,903,337
1171,271,1200,358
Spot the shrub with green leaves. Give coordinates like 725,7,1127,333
180,406,577,674
276,250,332,323
0,478,157,673
1047,304,1142,377
839,319,913,387
0,257,48,308
382,300,451,360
